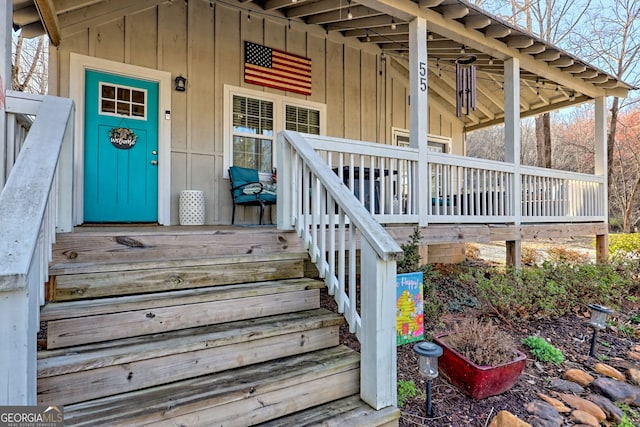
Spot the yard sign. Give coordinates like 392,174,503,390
396,272,424,346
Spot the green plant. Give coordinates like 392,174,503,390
521,336,564,364
626,296,638,303
467,260,634,324
397,226,422,274
609,233,640,256
616,403,639,426
618,324,634,337
598,354,610,362
397,379,419,406
630,314,640,324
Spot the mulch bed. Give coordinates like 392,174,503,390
319,261,640,426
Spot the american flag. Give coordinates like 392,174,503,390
244,41,312,96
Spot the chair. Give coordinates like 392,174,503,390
228,166,277,225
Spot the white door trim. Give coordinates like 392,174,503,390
69,53,172,225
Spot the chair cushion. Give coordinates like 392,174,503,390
229,166,276,204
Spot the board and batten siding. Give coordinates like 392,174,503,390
52,0,463,225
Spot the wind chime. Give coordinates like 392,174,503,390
455,54,477,117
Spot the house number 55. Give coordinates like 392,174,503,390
419,61,427,92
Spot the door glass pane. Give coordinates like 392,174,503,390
99,83,147,119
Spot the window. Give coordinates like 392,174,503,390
224,86,326,176
100,83,146,119
232,95,274,172
285,105,320,134
393,128,450,152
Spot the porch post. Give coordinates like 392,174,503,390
359,239,397,409
409,17,429,226
594,96,608,263
504,58,521,268
0,1,11,188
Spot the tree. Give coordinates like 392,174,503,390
475,0,593,169
12,32,48,94
570,1,640,218
609,109,640,232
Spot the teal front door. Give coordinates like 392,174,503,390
84,70,159,222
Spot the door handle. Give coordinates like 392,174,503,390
151,150,157,155
151,160,158,166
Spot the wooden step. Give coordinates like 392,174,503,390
38,309,343,406
50,228,306,269
63,345,360,427
49,253,307,301
44,279,321,349
41,277,321,321
257,395,400,427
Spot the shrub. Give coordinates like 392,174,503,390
397,226,422,274
609,233,640,257
464,243,481,259
521,336,564,364
468,261,633,324
442,318,516,366
471,266,566,321
546,246,590,264
521,246,540,266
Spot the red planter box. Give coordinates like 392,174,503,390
433,333,527,399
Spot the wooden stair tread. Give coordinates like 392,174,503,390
63,346,360,427
38,308,343,376
41,278,323,321
45,286,320,349
38,309,343,406
51,229,306,272
49,255,307,301
257,395,400,427
49,251,308,275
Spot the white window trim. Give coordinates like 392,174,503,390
223,84,326,179
392,127,451,152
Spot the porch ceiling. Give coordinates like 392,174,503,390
13,0,634,131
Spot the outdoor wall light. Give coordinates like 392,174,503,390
413,341,443,418
175,75,187,92
588,303,613,357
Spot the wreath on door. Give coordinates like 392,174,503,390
110,127,137,149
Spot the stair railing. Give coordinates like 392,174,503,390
0,93,75,404
277,130,403,410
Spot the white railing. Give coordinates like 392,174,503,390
0,93,75,404
3,108,33,184
277,130,403,410
521,165,605,222
427,152,516,223
302,135,605,224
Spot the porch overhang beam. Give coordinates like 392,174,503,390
306,6,382,25
33,0,60,46
343,24,409,37
355,0,618,99
465,95,591,132
286,0,343,18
